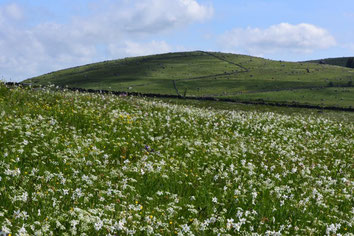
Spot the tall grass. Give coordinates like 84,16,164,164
0,83,353,235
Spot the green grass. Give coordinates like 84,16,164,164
154,97,354,123
0,82,353,235
221,87,354,108
306,57,354,68
24,51,354,108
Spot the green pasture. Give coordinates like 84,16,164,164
24,51,354,108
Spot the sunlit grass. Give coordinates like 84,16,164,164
0,83,353,235
24,51,354,108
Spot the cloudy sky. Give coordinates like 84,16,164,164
1,0,353,82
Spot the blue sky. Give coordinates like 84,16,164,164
0,0,353,81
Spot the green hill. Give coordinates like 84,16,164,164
24,51,354,108
306,57,354,68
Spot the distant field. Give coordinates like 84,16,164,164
155,97,354,123
24,51,354,108
306,57,354,68
222,87,354,108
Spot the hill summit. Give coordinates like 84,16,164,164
24,51,354,108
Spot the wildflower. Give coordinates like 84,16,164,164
94,220,103,231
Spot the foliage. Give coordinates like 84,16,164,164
0,83,353,235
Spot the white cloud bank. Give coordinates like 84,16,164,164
221,23,336,56
0,0,213,81
109,41,172,57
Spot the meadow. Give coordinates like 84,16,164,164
0,83,353,235
306,57,354,69
24,51,354,109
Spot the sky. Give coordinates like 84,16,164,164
0,0,353,82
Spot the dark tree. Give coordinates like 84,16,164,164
346,58,354,68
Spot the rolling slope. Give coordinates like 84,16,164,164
24,51,354,108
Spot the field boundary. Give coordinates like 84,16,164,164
198,51,249,72
212,85,353,96
129,51,249,89
5,82,354,112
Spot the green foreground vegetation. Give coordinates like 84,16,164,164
0,83,353,235
155,97,354,123
24,51,354,108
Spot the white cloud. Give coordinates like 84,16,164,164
221,23,336,55
0,0,213,81
1,3,23,21
124,0,213,32
109,40,172,57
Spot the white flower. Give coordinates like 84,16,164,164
326,223,341,235
212,197,218,203
181,224,191,233
18,225,28,235
94,220,103,231
226,218,234,230
14,210,21,219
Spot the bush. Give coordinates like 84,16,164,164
346,58,354,68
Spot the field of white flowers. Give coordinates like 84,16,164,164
0,83,353,235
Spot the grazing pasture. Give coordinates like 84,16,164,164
0,83,353,235
24,51,354,108
306,57,354,69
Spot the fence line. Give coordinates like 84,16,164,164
4,82,354,112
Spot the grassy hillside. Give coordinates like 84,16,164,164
0,83,353,235
306,57,354,68
24,51,354,108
